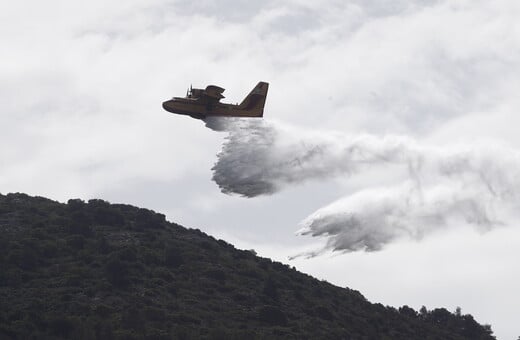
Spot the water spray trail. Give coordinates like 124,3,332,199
207,117,520,254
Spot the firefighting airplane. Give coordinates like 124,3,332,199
162,82,268,120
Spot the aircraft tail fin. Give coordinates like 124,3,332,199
238,82,269,117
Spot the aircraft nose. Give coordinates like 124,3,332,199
162,100,171,111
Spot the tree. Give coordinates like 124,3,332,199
258,305,287,326
105,258,130,287
164,245,183,268
455,306,462,317
262,276,279,301
399,305,417,318
419,306,428,317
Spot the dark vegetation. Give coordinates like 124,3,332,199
0,193,495,339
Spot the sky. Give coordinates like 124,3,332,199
2,0,520,338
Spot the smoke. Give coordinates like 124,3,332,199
207,117,520,254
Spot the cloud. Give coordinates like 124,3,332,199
3,0,520,254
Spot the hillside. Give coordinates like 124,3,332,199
0,193,495,339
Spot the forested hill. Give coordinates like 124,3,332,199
0,193,495,339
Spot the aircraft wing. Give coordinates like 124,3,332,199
204,85,225,100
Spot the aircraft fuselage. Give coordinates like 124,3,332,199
162,97,259,120
162,82,268,120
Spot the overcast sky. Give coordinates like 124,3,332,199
2,1,520,338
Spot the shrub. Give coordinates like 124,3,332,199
164,246,183,268
105,258,130,288
257,305,288,326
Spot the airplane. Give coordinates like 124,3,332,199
162,81,269,120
